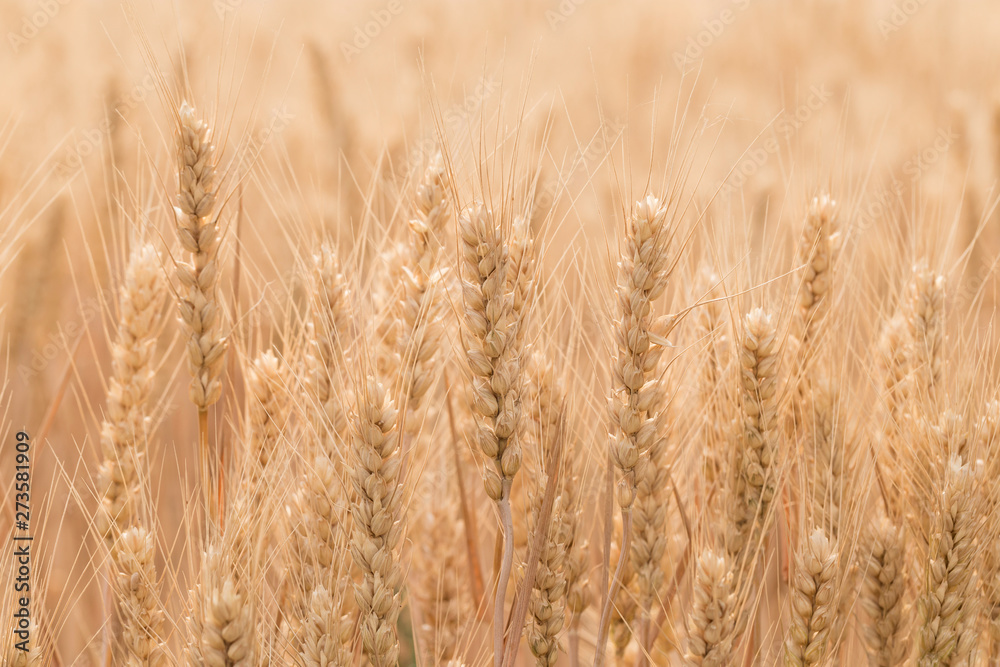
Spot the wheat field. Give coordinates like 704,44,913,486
1,0,1000,665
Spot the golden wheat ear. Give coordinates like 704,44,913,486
112,526,168,666
784,528,838,667
685,548,738,666
348,374,404,667
915,456,982,666
173,102,228,528
859,516,908,667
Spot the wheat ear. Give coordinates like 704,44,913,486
525,357,569,666
795,194,839,347
692,264,730,488
806,376,844,537
246,351,288,472
905,262,945,415
96,243,166,543
112,526,167,666
631,369,669,664
916,456,981,666
173,102,226,524
726,307,780,557
597,194,673,666
980,400,1000,655
784,528,837,666
5,618,42,666
298,585,352,667
685,549,738,667
398,151,449,420
188,548,255,666
285,454,348,658
307,244,352,452
458,202,528,665
349,376,404,667
412,467,470,664
860,516,908,667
